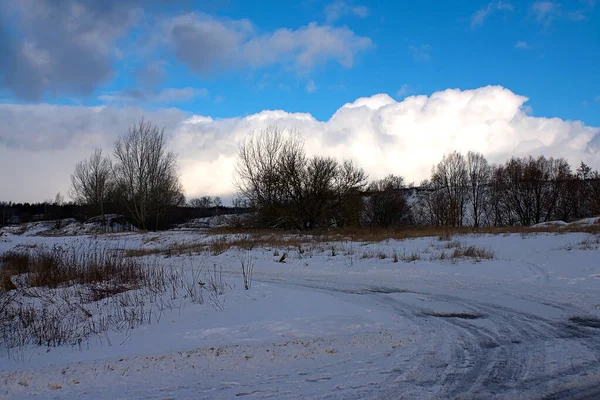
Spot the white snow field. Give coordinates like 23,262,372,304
1,221,600,399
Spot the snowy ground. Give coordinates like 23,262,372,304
1,222,600,399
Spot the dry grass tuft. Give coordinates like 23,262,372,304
450,245,495,261
400,251,421,263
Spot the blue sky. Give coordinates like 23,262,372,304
1,0,599,202
1,0,598,124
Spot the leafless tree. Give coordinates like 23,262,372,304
466,151,491,227
363,174,411,227
69,148,113,223
430,151,469,226
113,119,184,230
498,155,566,226
235,126,366,229
331,159,368,227
487,165,514,226
189,196,214,208
588,170,600,215
235,126,303,227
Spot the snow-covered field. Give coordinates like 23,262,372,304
1,221,600,399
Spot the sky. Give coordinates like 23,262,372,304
0,0,599,203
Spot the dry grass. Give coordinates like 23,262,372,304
116,221,600,263
120,221,598,261
125,234,321,258
0,245,146,291
209,223,600,243
400,251,421,263
566,235,600,251
0,244,224,352
451,245,495,260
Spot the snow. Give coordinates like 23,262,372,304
572,216,600,225
1,225,600,398
530,220,568,228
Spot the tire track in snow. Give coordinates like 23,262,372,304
259,277,600,399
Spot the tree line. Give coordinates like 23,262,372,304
413,152,600,228
235,127,600,230
4,121,599,231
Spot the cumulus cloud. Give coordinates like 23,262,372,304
1,86,599,202
471,1,513,28
163,13,372,73
325,1,369,23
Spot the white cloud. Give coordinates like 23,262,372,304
531,1,594,24
306,80,317,93
396,84,411,97
325,1,369,23
409,44,432,62
532,1,560,25
1,86,599,202
568,10,587,20
514,41,530,49
471,1,514,28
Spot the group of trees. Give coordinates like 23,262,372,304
235,126,368,229
188,196,223,208
235,127,600,230
415,151,600,227
70,119,185,230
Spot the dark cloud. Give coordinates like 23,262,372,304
0,2,371,100
166,13,247,74
0,0,141,101
134,61,167,89
163,13,371,75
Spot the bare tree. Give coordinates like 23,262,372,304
113,119,184,230
189,196,213,208
499,156,564,226
70,148,113,222
235,126,366,229
487,165,514,226
235,126,304,228
466,151,491,227
363,174,411,227
430,151,469,227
